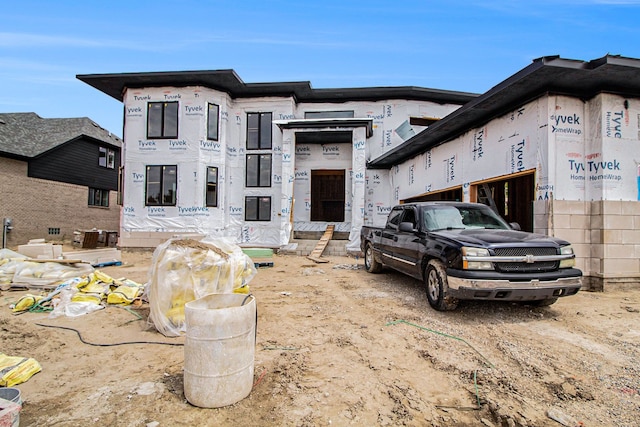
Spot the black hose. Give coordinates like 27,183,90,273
35,323,184,347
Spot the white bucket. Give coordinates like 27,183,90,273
0,387,22,427
184,293,256,408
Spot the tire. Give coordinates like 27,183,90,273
364,242,383,273
425,260,459,311
527,298,558,307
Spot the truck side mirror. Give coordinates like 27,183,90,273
509,222,521,231
399,222,415,232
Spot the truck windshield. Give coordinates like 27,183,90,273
422,205,511,231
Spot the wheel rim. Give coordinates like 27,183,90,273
365,246,372,268
427,269,439,301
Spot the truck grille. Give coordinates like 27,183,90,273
493,247,559,273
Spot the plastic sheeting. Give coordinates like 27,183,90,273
146,237,257,337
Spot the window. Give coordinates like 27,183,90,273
247,112,272,149
145,165,177,206
402,208,417,229
207,103,219,141
304,111,354,119
147,102,178,139
246,154,271,187
245,196,271,221
206,166,218,207
89,188,109,207
99,147,115,169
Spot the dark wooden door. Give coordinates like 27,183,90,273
311,170,345,222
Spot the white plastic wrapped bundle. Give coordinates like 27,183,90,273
147,237,257,337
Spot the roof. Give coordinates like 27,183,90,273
76,69,478,105
0,113,122,159
368,54,640,168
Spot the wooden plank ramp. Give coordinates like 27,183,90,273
307,225,334,263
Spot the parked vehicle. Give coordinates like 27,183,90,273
360,202,582,311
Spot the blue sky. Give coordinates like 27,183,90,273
2,0,640,137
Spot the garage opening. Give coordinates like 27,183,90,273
310,170,345,222
471,171,535,232
403,186,462,203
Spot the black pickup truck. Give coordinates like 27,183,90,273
360,201,582,311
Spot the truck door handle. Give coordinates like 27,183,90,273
393,236,398,242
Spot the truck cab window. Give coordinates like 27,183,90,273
402,208,417,228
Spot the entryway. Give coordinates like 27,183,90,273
310,170,345,222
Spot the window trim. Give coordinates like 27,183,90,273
245,154,272,188
206,166,218,207
207,103,220,141
246,112,272,150
147,101,179,139
145,165,177,207
245,196,271,221
99,147,115,169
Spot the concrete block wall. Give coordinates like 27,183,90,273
589,200,640,290
0,157,120,248
539,199,640,291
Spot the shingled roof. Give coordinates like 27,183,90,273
0,112,122,159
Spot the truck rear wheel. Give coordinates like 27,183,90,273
365,243,383,273
426,260,459,311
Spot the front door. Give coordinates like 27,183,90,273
310,170,345,222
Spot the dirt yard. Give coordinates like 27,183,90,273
1,248,639,427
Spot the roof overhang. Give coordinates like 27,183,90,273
76,70,477,105
368,54,640,169
274,118,374,138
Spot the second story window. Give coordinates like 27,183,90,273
207,103,219,141
99,147,115,169
147,102,178,139
247,112,272,149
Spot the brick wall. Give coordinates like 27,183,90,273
0,157,120,248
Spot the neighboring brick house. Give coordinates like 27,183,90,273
0,113,122,247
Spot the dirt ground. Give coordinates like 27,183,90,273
1,248,639,427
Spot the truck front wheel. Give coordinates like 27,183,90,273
365,243,383,273
425,260,459,311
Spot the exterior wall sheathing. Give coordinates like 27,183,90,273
119,85,461,251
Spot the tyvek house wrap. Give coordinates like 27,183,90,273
121,87,375,250
122,86,292,247
391,94,640,204
285,127,368,253
549,93,640,201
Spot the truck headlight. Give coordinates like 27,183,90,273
559,245,575,268
462,247,493,270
